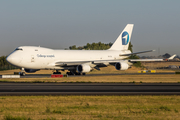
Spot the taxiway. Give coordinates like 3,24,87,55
0,83,180,95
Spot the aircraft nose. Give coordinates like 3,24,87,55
6,54,22,65
6,55,13,64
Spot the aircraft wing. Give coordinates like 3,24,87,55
55,54,176,66
92,54,176,63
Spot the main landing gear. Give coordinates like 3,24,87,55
53,70,61,74
66,71,86,75
52,70,86,76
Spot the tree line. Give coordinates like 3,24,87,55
0,56,18,71
69,42,113,50
69,42,133,51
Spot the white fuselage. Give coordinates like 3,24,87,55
7,46,130,70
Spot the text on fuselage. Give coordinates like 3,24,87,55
37,54,55,58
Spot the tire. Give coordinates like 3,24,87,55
20,72,25,76
22,72,26,76
53,72,61,74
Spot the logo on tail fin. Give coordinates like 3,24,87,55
122,31,129,45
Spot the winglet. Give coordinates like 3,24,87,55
168,54,176,60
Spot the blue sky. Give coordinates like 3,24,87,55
0,0,180,56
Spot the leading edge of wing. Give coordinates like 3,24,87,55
55,61,92,66
55,60,125,66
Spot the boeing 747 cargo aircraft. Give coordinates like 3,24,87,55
6,24,176,75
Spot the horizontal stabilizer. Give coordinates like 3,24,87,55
129,54,176,62
120,50,155,56
129,59,163,62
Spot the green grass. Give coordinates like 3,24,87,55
4,114,32,120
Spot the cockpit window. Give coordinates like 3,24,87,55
15,48,23,51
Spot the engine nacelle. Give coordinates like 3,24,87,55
24,69,39,73
115,62,129,70
77,64,91,73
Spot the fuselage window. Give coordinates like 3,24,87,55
15,48,23,51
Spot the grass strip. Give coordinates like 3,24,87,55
0,74,180,83
0,96,180,120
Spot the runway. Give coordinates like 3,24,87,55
0,72,175,78
0,83,180,95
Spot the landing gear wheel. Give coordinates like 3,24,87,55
53,70,61,74
66,71,75,75
20,72,25,76
19,68,25,76
82,73,86,75
75,72,81,75
53,72,61,74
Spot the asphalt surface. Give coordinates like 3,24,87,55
0,83,180,95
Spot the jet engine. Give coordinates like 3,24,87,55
77,64,91,73
115,62,129,70
24,69,39,73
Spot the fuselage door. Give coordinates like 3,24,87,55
31,55,35,62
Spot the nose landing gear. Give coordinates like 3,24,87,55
19,68,26,76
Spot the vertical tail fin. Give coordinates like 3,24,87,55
109,24,134,51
